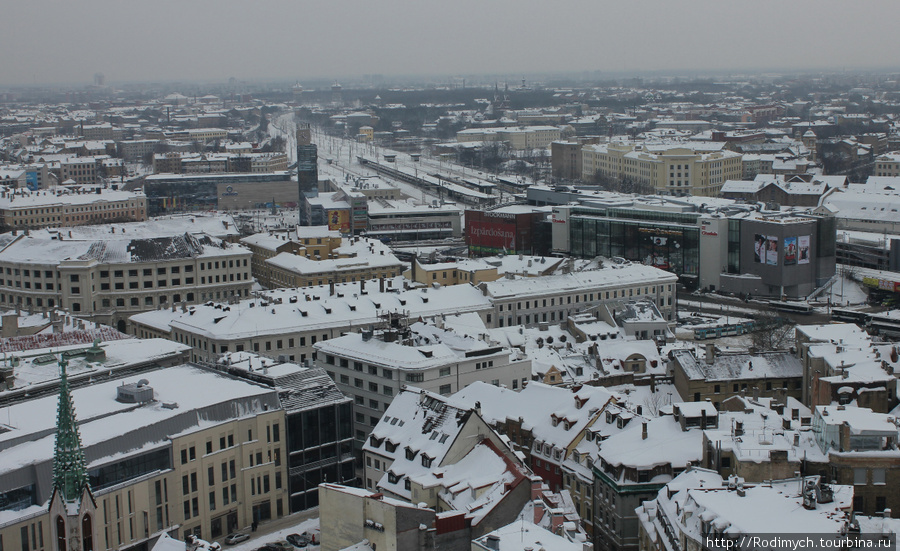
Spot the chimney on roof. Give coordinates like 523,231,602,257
360,279,365,293
379,276,385,293
642,421,648,440
532,499,544,525
753,386,760,401
705,343,715,364
329,279,335,296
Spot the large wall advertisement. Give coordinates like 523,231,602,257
754,234,780,265
784,236,797,266
327,209,350,232
756,234,810,266
466,210,534,255
797,235,810,265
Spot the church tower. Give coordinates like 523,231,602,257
49,357,97,551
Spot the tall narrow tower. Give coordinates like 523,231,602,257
49,358,96,551
296,123,319,225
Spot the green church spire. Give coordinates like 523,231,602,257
52,357,90,503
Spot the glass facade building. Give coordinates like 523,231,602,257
568,207,701,284
285,402,354,511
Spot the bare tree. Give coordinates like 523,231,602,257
750,313,794,351
642,391,666,417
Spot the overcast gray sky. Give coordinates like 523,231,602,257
3,0,900,86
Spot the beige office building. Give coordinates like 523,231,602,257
582,142,742,196
0,364,288,551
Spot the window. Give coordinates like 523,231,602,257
439,367,451,377
873,468,886,485
853,468,867,485
439,384,451,395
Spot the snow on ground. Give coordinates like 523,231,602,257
826,272,870,307
225,517,319,551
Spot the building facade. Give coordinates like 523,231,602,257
0,231,252,331
582,143,742,197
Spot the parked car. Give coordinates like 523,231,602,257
264,541,293,551
224,533,250,545
301,530,319,545
286,534,309,548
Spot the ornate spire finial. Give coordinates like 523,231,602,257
52,357,90,503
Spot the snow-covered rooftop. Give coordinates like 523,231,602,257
130,277,492,341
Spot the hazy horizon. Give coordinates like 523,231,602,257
3,0,900,87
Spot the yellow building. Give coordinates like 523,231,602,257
874,151,900,177
403,258,498,286
582,142,743,197
357,126,374,142
0,188,148,230
456,126,561,151
0,364,288,550
263,236,404,289
243,230,402,289
403,255,567,287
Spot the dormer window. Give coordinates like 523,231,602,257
388,471,399,484
551,415,559,427
385,440,398,453
421,454,434,468
405,447,417,461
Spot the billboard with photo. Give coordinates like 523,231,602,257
784,237,797,266
798,235,810,265
766,235,778,266
754,234,766,263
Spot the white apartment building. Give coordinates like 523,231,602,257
480,262,678,326
314,318,532,446
129,277,495,366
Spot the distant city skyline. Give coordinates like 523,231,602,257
3,0,900,87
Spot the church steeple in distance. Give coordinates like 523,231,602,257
52,357,90,503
